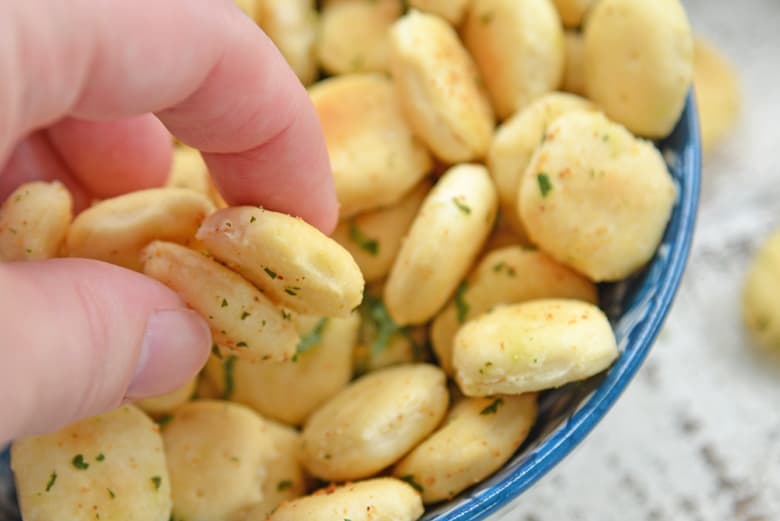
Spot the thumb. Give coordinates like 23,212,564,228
0,258,211,445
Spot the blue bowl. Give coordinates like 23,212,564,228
0,94,701,521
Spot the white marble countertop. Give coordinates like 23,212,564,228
495,1,780,519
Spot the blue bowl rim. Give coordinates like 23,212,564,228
430,93,702,520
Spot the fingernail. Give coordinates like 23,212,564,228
126,308,211,400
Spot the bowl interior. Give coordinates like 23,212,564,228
0,95,701,521
420,93,701,521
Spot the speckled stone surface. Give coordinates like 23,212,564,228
494,1,780,520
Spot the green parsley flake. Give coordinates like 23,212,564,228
757,317,770,331
250,216,257,223
479,361,495,375
452,197,472,215
537,173,553,197
295,319,329,358
96,453,105,462
480,398,504,415
157,414,174,427
281,310,292,321
211,343,223,359
492,261,516,277
107,488,115,499
454,282,469,323
361,295,402,356
223,356,237,399
348,222,380,256
221,298,229,308
236,341,248,348
151,476,162,490
45,472,57,492
241,311,250,320
284,287,299,296
277,480,293,492
72,454,89,470
400,474,424,493
264,267,277,279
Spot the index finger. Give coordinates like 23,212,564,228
2,0,337,232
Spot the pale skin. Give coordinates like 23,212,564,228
0,0,338,445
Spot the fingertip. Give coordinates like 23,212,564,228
308,165,340,235
47,115,173,198
126,308,211,400
206,149,338,235
317,200,339,236
0,259,207,440
0,133,92,212
204,102,339,235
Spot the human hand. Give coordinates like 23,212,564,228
0,0,337,445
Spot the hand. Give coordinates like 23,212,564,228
0,0,337,445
